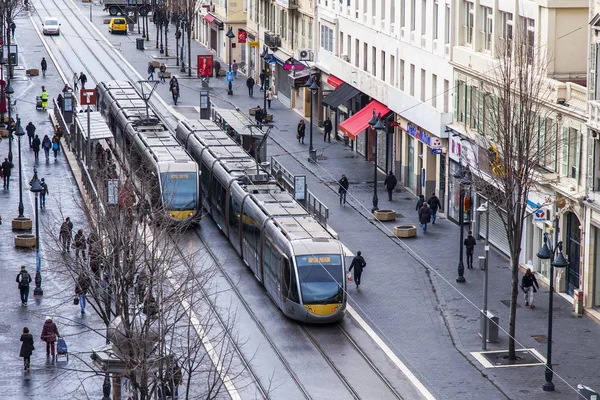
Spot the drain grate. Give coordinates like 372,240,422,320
531,335,548,344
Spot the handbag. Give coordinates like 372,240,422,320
346,273,353,283
296,133,300,139
73,296,79,305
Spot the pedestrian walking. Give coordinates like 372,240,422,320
323,117,332,143
52,137,59,160
254,105,264,127
246,76,255,96
32,134,41,161
2,157,14,189
40,316,59,358
16,266,32,306
26,122,36,149
348,251,367,289
19,327,34,371
10,21,16,38
214,60,221,77
40,178,48,209
169,76,180,105
72,72,79,92
427,192,441,224
159,63,166,82
383,171,398,201
42,135,52,162
41,57,47,77
232,60,238,77
521,268,539,308
297,120,306,144
61,83,71,94
78,72,87,89
40,86,49,110
74,228,87,261
147,63,156,80
419,203,431,233
59,217,73,253
464,230,476,269
75,272,91,314
338,174,349,205
415,195,425,215
266,87,273,108
259,69,266,90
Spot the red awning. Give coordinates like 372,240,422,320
326,75,344,88
339,100,391,140
204,13,216,23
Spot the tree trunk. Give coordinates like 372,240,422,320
187,27,192,77
508,255,520,359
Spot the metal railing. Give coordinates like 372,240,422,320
306,190,329,227
270,156,295,193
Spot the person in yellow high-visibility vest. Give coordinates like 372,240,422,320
40,87,49,110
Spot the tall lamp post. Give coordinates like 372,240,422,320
536,218,568,392
30,169,44,296
454,166,471,283
477,202,490,350
6,82,13,163
15,116,24,217
305,76,318,162
226,26,235,95
260,48,271,115
0,55,5,125
368,111,386,213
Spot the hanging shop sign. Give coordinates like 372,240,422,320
238,30,247,43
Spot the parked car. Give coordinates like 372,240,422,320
108,17,127,34
42,17,60,35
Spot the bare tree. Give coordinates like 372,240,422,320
465,23,562,359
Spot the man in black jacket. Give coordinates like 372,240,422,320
32,135,41,161
384,171,398,201
349,251,366,289
427,192,441,224
26,122,36,149
2,157,14,189
323,117,333,143
464,230,477,269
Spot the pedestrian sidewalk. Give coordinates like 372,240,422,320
77,8,600,399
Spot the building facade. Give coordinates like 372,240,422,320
315,0,454,201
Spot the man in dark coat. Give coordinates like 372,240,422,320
254,106,264,126
338,174,349,205
79,72,88,89
246,76,255,96
2,157,13,189
59,217,73,252
297,120,306,144
323,117,332,143
41,57,48,76
214,60,221,77
16,265,32,306
383,171,398,201
259,69,266,90
419,203,432,234
427,192,441,224
40,316,60,357
26,122,36,149
20,327,34,371
464,230,477,269
349,251,367,289
32,134,41,161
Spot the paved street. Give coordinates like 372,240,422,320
4,2,600,399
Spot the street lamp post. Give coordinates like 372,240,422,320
226,27,235,96
455,166,471,283
260,48,271,117
368,111,386,213
180,18,186,73
536,217,568,392
6,82,14,163
477,202,490,350
15,116,24,217
30,169,44,296
305,76,318,162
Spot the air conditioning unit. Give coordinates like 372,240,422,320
341,54,350,62
299,49,313,61
264,32,281,48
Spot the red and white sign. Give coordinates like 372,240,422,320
80,89,96,106
238,30,247,43
431,138,442,149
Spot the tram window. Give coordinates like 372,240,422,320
229,197,240,236
264,240,281,282
242,210,259,253
200,163,210,194
282,257,299,303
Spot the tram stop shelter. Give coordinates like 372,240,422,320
73,111,113,167
211,106,267,163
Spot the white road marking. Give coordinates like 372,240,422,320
347,305,436,400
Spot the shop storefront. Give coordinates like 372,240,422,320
565,211,582,295
203,14,223,55
321,76,361,142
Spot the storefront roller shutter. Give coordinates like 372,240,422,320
478,197,510,256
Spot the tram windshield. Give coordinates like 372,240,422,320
160,172,197,210
295,254,344,304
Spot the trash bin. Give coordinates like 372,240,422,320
479,311,499,343
478,256,486,270
578,384,598,399
136,38,144,51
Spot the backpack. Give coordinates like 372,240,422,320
18,271,29,288
52,142,59,151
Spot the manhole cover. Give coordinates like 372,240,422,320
531,335,548,344
0,324,11,334
500,300,521,308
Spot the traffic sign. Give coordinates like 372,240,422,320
80,89,97,105
431,148,442,155
226,71,234,82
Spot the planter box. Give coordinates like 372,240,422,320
163,71,171,78
394,225,417,238
249,107,257,116
0,129,8,137
266,113,273,122
12,217,32,230
374,209,396,221
103,19,111,24
15,234,36,248
150,61,160,68
218,69,226,77
26,69,39,76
